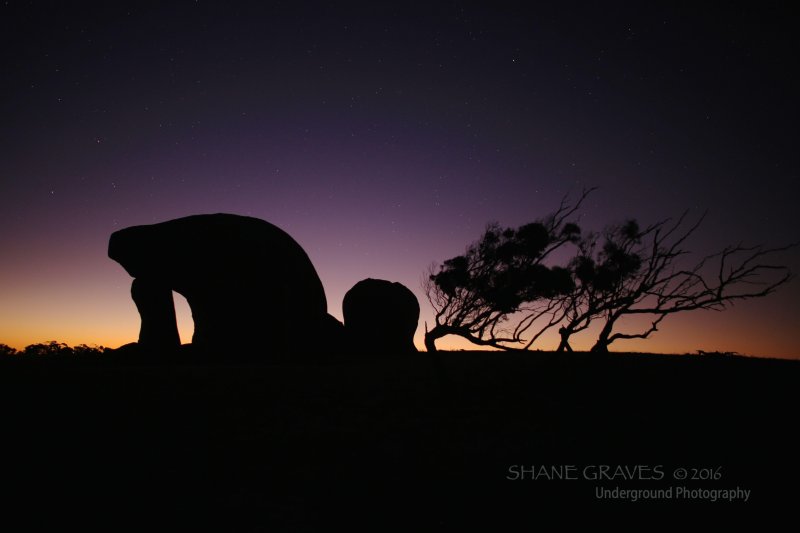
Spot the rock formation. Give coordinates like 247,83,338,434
109,213,330,354
343,278,419,355
130,277,181,349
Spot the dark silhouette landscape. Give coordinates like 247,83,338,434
2,347,798,526
3,214,799,527
4,3,800,527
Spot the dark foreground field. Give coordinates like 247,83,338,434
2,349,798,527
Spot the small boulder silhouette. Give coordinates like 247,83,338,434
343,278,419,354
109,213,332,354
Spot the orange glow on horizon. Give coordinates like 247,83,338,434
3,301,798,360
2,262,797,359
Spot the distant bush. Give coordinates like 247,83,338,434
0,341,108,357
72,343,108,356
0,343,18,356
21,341,73,356
696,350,738,357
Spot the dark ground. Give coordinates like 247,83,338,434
1,349,798,528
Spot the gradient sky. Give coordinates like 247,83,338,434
1,2,798,357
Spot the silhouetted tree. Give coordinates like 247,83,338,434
72,344,107,356
22,341,74,357
0,343,18,356
423,191,590,351
552,219,651,352
18,341,107,357
557,213,795,353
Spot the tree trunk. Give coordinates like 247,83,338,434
424,324,448,352
591,318,615,353
590,341,609,353
556,326,573,353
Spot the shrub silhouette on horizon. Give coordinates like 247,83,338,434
0,343,18,356
6,341,107,357
22,341,73,356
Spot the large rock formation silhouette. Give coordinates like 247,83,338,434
109,213,332,354
343,278,419,355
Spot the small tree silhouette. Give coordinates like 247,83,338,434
72,344,107,356
17,341,107,357
22,341,74,357
0,343,18,356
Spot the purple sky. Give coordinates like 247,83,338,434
1,2,798,356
